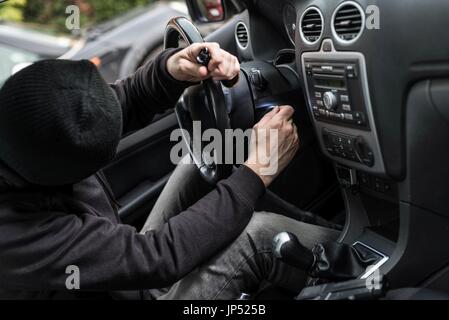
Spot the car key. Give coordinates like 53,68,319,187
197,47,239,88
196,47,211,66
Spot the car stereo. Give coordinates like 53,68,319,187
304,59,369,130
301,43,386,175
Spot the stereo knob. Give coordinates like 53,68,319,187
323,91,338,110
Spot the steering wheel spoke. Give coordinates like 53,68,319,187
166,17,233,184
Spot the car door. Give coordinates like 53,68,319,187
102,111,179,227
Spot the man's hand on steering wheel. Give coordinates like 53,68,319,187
166,43,240,83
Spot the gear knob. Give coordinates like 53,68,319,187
272,232,315,271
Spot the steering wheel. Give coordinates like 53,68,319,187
164,17,233,185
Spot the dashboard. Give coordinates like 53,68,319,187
282,3,297,46
233,0,449,181
226,0,449,287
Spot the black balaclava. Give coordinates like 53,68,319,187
0,59,123,186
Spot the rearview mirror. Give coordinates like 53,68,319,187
186,0,225,23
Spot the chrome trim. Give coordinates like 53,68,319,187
353,241,389,279
331,1,365,45
299,6,324,46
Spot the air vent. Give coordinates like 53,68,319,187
300,7,323,44
235,22,249,49
333,1,364,43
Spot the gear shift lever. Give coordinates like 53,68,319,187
272,232,315,271
273,233,381,282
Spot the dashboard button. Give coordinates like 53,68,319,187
344,137,354,146
358,172,371,187
354,112,365,125
323,91,338,110
329,134,340,145
323,41,332,52
346,65,357,78
342,104,351,111
374,178,383,192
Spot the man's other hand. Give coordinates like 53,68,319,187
245,106,299,187
166,43,240,83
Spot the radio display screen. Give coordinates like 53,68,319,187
315,78,346,89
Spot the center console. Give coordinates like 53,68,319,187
291,0,449,294
299,40,398,286
301,40,385,175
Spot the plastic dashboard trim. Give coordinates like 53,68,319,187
301,43,386,175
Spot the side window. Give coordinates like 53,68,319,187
0,44,40,88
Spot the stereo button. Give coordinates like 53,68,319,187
323,91,338,110
346,65,357,79
354,113,366,126
342,104,351,111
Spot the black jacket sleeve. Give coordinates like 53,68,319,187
110,48,190,135
0,166,265,291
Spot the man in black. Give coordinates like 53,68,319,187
0,43,338,299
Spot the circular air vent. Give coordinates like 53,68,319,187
300,7,323,45
332,1,365,44
235,22,249,49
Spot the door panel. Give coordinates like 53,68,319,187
102,112,178,224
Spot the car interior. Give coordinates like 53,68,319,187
99,0,449,299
